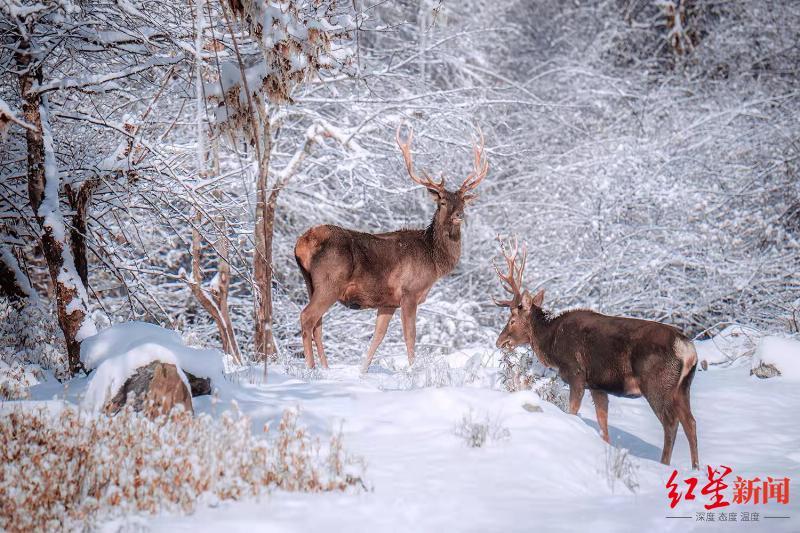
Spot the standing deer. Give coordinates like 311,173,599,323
294,126,488,370
493,239,699,469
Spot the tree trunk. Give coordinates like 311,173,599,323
17,44,96,376
0,245,35,300
253,122,276,362
66,178,98,288
214,221,241,360
189,6,241,364
250,121,341,363
189,212,242,363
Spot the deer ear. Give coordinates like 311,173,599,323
531,288,545,307
520,290,533,310
427,187,443,200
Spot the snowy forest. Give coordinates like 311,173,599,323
1,0,799,531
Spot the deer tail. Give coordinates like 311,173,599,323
294,252,314,298
675,337,698,389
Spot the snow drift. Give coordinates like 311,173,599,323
751,336,800,381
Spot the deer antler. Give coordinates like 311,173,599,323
396,126,446,194
492,235,527,307
458,128,488,200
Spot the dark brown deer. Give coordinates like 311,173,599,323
294,126,488,370
492,239,699,469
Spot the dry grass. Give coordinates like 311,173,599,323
0,403,363,531
453,408,510,448
602,445,639,494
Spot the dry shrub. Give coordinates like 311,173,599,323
751,361,781,379
533,376,570,413
602,445,639,494
453,409,510,448
0,361,44,400
498,350,570,412
498,350,536,392
0,403,363,531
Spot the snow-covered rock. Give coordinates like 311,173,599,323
751,335,800,381
80,321,224,411
105,361,193,416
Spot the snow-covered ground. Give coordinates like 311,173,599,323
33,343,787,532
9,322,797,532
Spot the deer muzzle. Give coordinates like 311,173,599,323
496,334,512,350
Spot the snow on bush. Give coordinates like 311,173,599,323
418,298,490,351
0,298,67,398
498,349,537,392
497,348,563,392
0,360,44,400
533,376,570,413
373,350,490,390
751,336,800,381
496,349,571,411
453,408,510,448
81,321,225,411
694,325,760,368
0,403,363,532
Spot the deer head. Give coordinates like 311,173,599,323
396,126,488,229
493,237,544,350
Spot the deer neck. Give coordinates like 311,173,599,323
425,208,461,276
527,307,559,368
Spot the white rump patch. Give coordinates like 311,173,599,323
675,338,698,385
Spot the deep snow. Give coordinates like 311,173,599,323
14,324,799,532
88,351,798,532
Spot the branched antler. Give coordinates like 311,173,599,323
396,125,446,194
493,235,527,307
459,128,488,200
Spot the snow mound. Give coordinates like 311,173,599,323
694,325,758,367
81,322,224,411
751,336,800,381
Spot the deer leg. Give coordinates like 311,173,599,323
312,318,329,369
567,381,585,415
300,308,316,368
360,307,395,373
400,299,418,366
645,391,679,466
300,293,337,369
661,416,679,466
590,390,610,443
675,390,699,470
656,406,679,466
